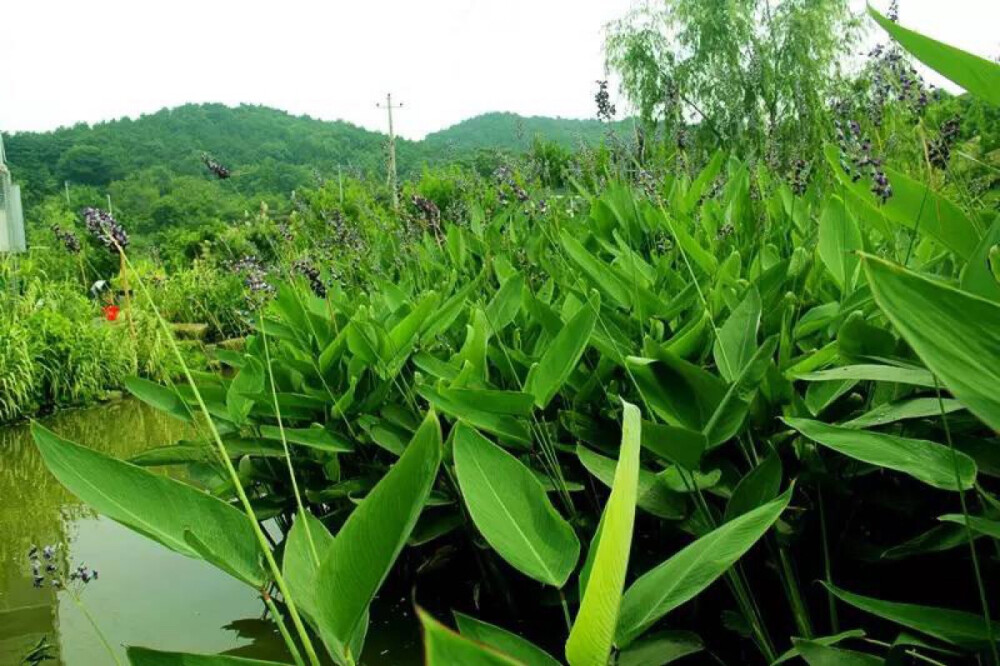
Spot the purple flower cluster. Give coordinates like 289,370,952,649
788,159,810,196
293,258,327,297
493,166,528,205
231,255,274,296
594,80,617,123
834,118,893,204
82,207,129,253
51,224,81,254
867,44,930,124
202,154,231,179
325,209,366,256
28,544,98,589
410,195,441,228
928,116,961,171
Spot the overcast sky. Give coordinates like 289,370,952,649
3,0,998,140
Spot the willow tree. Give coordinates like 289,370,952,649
606,0,862,164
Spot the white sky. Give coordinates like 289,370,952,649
2,0,998,140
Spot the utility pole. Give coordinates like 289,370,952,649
377,93,403,211
65,180,71,206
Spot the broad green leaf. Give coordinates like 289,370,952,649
863,255,1000,432
227,357,263,425
823,583,1000,650
258,424,353,453
420,609,522,665
125,377,191,422
617,631,704,666
455,612,562,666
577,445,686,520
125,647,289,665
793,639,882,666
843,398,964,429
640,421,706,471
617,488,792,646
784,418,975,491
384,292,440,372
724,453,782,521
560,230,632,309
962,218,1000,302
773,630,867,665
818,195,862,292
283,510,335,620
525,291,600,408
454,424,580,587
869,5,1000,105
32,424,265,587
825,145,980,259
565,400,642,666
316,411,442,660
939,514,1000,540
442,388,536,416
486,273,525,331
418,384,532,447
713,287,761,382
793,364,935,388
455,308,492,383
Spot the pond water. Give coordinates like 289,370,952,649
0,400,422,665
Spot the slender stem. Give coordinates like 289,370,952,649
934,375,998,665
259,311,320,566
264,592,306,666
119,249,323,666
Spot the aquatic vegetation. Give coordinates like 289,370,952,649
15,7,1000,666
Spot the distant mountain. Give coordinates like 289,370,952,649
423,111,628,153
3,104,622,204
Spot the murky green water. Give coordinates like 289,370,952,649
0,400,421,665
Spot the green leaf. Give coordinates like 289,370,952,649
455,612,562,666
842,398,964,429
577,444,686,520
454,424,580,587
617,631,704,666
258,424,353,453
713,287,761,383
486,273,525,331
227,357,264,425
823,583,1000,650
784,418,975,491
863,255,1000,433
565,399,642,666
793,363,935,388
316,410,442,660
869,5,1000,105
772,630,867,665
125,377,191,423
818,195,862,292
525,291,600,409
939,514,1000,540
125,647,290,665
418,384,532,447
282,510,335,621
441,388,536,416
825,145,980,259
560,230,633,309
32,424,265,587
724,453,782,522
617,488,792,646
792,639,883,666
962,218,1000,302
420,609,523,665
640,421,706,471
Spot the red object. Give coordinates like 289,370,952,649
103,305,120,322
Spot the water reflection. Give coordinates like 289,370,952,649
0,400,424,665
0,400,285,664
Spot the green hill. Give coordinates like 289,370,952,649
3,104,621,206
